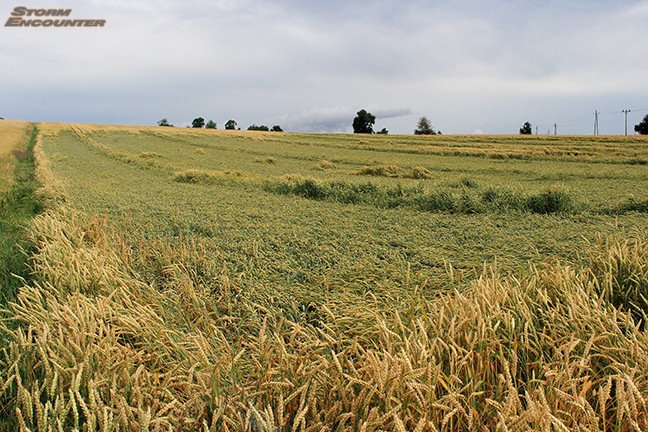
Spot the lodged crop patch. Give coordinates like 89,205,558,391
1,123,648,430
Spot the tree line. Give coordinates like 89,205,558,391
158,112,648,135
158,110,441,135
158,117,283,132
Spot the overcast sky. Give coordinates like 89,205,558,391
2,0,648,134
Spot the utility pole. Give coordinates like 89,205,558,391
622,109,631,135
594,110,599,135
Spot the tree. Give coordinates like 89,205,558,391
353,109,375,134
205,120,217,129
414,116,436,135
519,122,532,135
225,119,237,130
271,125,284,132
158,118,173,127
192,117,205,128
247,124,269,131
635,114,648,135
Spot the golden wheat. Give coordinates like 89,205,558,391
3,207,648,430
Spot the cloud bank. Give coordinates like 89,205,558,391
2,0,647,134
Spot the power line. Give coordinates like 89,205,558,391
556,113,591,127
535,107,647,135
598,110,622,116
622,109,631,135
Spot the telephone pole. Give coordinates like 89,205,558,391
594,110,599,135
622,109,631,135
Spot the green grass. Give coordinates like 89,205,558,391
0,124,41,303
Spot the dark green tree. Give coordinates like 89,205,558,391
353,109,375,134
414,116,436,135
635,114,648,135
205,120,217,129
157,118,173,127
192,117,205,128
519,122,532,135
247,124,269,131
225,119,237,130
271,125,284,132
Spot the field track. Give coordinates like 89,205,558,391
0,120,30,191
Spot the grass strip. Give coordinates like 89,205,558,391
0,123,42,303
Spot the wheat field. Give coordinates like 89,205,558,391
1,122,648,431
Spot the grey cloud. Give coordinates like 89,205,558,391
373,107,413,119
278,106,412,132
277,106,358,133
1,0,647,134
